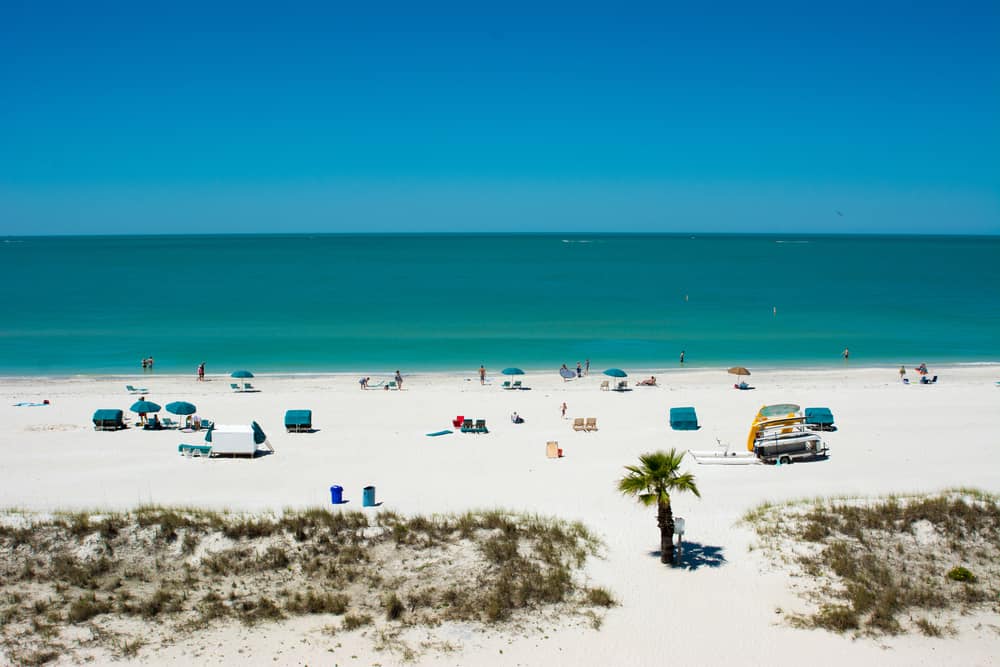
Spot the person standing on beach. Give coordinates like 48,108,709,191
576,362,582,378
561,402,567,419
197,362,205,381
585,359,590,375
395,370,403,390
679,350,685,364
479,365,486,385
898,366,906,381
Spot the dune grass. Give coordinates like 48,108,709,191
0,506,613,663
742,489,1000,637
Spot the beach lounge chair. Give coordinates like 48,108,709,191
125,385,147,394
230,383,242,392
804,407,835,431
243,382,256,391
93,409,124,431
284,409,313,433
572,417,586,431
452,415,465,428
669,407,699,431
920,375,938,385
460,419,475,433
501,381,511,389
365,381,385,390
161,417,179,429
474,419,488,433
178,443,212,458
546,441,563,459
584,417,598,431
512,380,523,389
388,381,398,390
614,381,628,391
600,380,610,391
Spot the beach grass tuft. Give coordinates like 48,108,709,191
0,506,611,663
743,488,1000,637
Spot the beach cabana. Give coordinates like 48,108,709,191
93,409,125,431
669,407,700,431
804,407,835,431
284,409,313,433
202,421,274,457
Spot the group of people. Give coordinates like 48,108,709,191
899,363,931,382
358,371,404,390
559,361,590,379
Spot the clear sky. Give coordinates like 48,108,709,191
1,1,998,234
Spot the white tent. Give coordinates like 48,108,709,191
206,423,273,456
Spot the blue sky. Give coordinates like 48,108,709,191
1,1,998,234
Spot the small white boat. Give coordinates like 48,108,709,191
688,449,761,465
688,441,761,465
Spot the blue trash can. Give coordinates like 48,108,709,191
363,485,376,507
330,485,343,504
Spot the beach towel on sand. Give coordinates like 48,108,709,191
426,430,453,437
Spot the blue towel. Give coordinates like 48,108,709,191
14,402,48,407
426,430,453,437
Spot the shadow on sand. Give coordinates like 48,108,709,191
648,542,727,570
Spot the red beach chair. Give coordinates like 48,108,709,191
452,415,464,428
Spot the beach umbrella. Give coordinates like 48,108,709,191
501,367,525,376
165,401,197,416
231,369,254,390
727,366,751,379
130,400,161,414
559,367,576,379
603,368,628,378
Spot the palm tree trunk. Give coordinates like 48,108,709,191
657,500,675,564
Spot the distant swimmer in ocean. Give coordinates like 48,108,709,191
679,350,685,364
843,348,849,361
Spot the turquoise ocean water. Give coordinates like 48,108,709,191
1,234,997,375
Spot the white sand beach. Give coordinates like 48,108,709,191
2,364,999,666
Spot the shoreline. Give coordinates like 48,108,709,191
2,361,997,382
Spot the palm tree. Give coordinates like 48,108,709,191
617,449,700,565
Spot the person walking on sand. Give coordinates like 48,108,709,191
395,370,403,390
561,402,567,419
479,365,486,385
197,362,205,381
899,365,906,382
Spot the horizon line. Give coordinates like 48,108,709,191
4,231,999,239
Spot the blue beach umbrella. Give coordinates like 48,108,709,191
603,368,628,378
165,401,197,416
501,367,525,376
130,400,161,414
231,370,254,379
